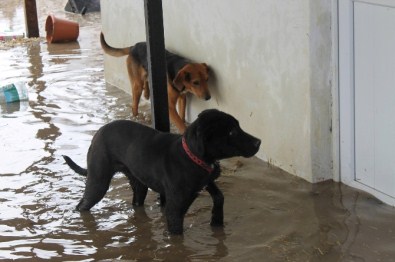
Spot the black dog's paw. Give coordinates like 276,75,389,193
167,226,184,235
76,199,93,211
132,202,144,207
210,217,224,227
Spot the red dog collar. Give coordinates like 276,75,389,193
182,136,214,173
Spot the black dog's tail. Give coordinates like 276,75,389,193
63,155,88,176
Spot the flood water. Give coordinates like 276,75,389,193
1,1,395,261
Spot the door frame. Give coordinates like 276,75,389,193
338,0,395,206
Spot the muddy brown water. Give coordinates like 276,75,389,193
1,1,395,261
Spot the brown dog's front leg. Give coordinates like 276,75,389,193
177,94,187,122
206,182,224,226
127,56,143,116
167,84,186,133
168,99,186,133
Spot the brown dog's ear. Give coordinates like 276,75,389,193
201,63,210,74
173,69,190,92
184,71,191,82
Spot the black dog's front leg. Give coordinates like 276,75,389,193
165,193,198,234
165,202,185,234
206,181,224,226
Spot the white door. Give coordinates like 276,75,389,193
339,0,395,205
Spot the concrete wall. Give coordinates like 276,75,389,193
100,0,334,183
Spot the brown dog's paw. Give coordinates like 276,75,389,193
143,88,150,100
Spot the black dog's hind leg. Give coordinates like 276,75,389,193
77,164,114,211
159,194,166,206
128,176,148,206
206,181,224,226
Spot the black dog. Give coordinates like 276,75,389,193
63,109,261,234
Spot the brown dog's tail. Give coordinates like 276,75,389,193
100,32,130,57
63,155,88,176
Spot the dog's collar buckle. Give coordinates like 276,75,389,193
182,137,214,173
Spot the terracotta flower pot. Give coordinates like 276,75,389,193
45,14,79,43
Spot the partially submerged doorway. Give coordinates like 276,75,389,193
339,0,395,205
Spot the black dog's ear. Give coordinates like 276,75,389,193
184,118,206,156
196,111,218,142
198,109,221,119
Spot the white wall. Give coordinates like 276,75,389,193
100,0,145,94
100,0,334,183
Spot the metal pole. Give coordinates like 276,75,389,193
24,0,40,38
144,0,170,132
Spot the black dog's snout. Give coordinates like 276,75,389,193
205,94,211,101
254,139,261,149
237,132,261,158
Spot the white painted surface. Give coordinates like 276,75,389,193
339,0,395,205
100,0,145,95
331,0,340,182
100,0,335,183
354,2,395,197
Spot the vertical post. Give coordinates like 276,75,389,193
24,0,40,38
144,0,170,132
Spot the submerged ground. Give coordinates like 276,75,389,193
1,1,395,261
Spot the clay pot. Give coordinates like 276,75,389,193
45,14,79,43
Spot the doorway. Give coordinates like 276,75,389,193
339,0,395,205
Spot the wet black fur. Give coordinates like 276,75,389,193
63,109,261,234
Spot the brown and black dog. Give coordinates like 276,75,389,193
100,33,211,133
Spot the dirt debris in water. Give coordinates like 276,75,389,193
0,37,44,50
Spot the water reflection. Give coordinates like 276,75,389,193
46,41,81,55
74,192,229,261
0,100,29,114
0,0,25,33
